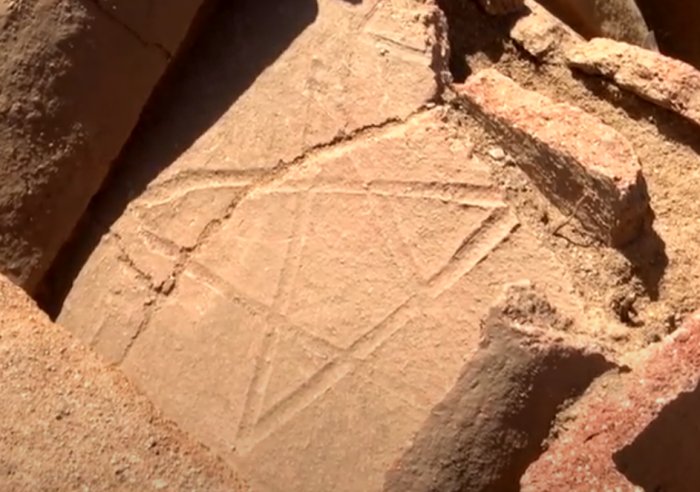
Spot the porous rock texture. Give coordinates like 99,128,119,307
522,312,700,491
0,0,206,292
0,274,247,491
457,68,651,246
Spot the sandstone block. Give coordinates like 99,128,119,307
0,274,246,490
457,69,651,246
59,104,585,491
567,38,700,128
0,0,206,291
522,312,700,491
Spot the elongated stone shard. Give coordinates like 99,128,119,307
456,69,651,246
567,37,700,128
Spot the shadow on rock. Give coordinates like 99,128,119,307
635,0,700,70
37,0,318,317
619,216,668,302
437,0,526,82
613,378,700,492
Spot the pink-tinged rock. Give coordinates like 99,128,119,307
567,38,700,128
60,106,589,492
456,69,651,246
522,311,700,491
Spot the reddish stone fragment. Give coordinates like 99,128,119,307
522,311,700,491
567,38,700,128
456,69,651,246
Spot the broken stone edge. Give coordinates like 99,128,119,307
455,68,651,246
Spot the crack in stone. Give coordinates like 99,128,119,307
114,107,439,366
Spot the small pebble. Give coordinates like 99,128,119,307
487,146,506,160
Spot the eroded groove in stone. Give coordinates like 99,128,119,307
456,68,651,246
567,38,700,128
384,282,614,492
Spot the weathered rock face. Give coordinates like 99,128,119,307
535,0,653,48
510,0,583,63
53,4,592,482
0,274,247,491
60,101,588,491
567,38,700,129
522,312,700,491
0,0,206,292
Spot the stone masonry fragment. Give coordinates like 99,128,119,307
456,69,651,246
567,38,700,128
509,0,583,63
0,274,246,491
522,311,700,491
59,102,586,491
385,282,613,492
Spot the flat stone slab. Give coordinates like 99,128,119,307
522,312,700,491
567,38,700,128
0,275,246,491
456,68,651,246
59,104,587,491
